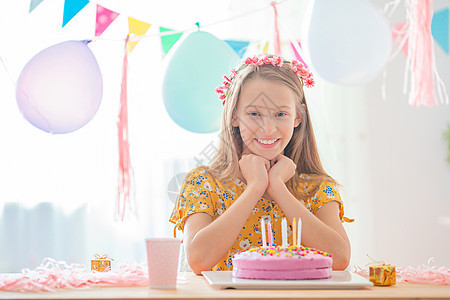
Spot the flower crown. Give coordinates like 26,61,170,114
215,54,315,105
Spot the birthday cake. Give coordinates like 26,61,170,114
232,245,332,280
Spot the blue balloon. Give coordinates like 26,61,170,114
162,31,239,133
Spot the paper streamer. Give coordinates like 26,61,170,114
116,35,136,221
270,1,281,56
394,0,449,107
352,258,450,285
0,257,149,292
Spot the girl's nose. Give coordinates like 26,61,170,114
261,116,276,135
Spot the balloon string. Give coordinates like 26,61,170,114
116,34,136,221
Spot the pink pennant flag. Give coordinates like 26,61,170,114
95,4,119,37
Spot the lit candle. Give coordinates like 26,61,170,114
260,217,267,248
281,217,288,248
292,218,297,247
267,219,273,247
297,217,302,247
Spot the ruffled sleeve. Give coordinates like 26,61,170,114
169,167,215,234
310,180,354,223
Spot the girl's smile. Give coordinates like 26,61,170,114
233,78,301,160
255,138,280,148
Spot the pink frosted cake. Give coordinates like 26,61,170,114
232,246,333,280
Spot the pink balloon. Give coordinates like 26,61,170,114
16,40,103,134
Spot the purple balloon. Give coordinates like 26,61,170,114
16,40,103,134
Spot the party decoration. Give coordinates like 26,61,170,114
353,258,450,285
303,0,392,85
369,265,396,286
162,30,239,133
16,40,103,134
270,1,281,56
29,0,44,12
224,40,250,58
0,257,148,292
127,17,151,54
160,27,183,55
431,8,449,54
91,254,113,272
116,35,136,221
95,5,120,37
62,0,89,27
392,0,448,107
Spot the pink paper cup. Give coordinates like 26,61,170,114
145,238,181,289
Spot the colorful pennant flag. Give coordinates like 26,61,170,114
262,41,269,53
29,0,44,12
62,0,89,27
159,27,183,55
127,17,152,54
224,40,250,58
431,7,449,54
95,5,120,37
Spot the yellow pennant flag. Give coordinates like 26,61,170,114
262,42,269,53
127,17,151,54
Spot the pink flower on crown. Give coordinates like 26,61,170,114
299,68,309,78
305,77,315,88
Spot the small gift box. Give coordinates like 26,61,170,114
369,264,396,286
91,254,113,272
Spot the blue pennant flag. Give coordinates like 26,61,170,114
431,8,449,54
62,0,89,27
225,40,250,58
29,0,44,12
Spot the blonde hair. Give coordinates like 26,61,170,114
208,58,335,198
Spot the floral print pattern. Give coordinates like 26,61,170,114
169,166,351,271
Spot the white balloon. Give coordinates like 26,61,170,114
303,0,392,86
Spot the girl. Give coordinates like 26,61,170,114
170,54,353,274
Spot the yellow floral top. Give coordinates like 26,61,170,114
169,166,352,271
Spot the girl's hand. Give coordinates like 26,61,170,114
239,153,270,195
267,154,296,196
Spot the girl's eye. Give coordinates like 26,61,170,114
249,112,260,117
276,112,287,117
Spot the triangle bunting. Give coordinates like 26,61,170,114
62,0,89,27
95,5,120,37
29,0,44,12
224,40,249,58
159,27,183,55
431,8,449,54
127,17,152,54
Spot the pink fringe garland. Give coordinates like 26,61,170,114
270,1,282,56
0,258,149,292
391,0,449,107
116,35,136,221
352,258,450,285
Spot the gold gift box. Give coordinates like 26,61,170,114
369,264,396,286
91,254,112,272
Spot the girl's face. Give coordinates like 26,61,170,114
232,78,301,161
